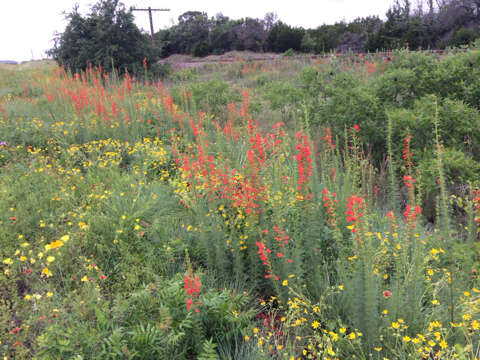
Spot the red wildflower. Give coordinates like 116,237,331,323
382,290,392,298
295,132,313,197
184,269,201,311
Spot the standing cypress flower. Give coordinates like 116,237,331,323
295,132,313,199
345,194,366,241
184,269,201,312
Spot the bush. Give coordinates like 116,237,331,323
149,62,173,80
188,80,241,117
418,147,480,221
449,27,479,47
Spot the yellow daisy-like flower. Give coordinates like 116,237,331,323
41,267,52,277
78,222,88,230
329,331,338,341
327,346,335,356
81,275,88,282
282,280,288,286
46,256,55,263
45,240,63,250
60,235,70,242
348,332,356,339
2,258,13,265
46,292,53,297
312,321,320,329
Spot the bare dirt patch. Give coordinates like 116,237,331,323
158,51,284,70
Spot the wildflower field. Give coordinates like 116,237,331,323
0,49,479,359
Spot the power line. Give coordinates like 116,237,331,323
131,7,170,41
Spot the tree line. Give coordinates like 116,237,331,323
49,0,480,74
157,0,480,57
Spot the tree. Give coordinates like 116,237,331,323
301,32,316,53
48,0,155,74
266,22,304,52
231,17,268,51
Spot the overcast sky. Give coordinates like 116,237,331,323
0,0,395,62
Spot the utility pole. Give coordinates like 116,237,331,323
131,7,170,42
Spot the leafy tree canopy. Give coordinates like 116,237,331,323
48,0,157,74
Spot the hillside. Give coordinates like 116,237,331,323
0,47,479,359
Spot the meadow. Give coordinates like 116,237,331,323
0,48,479,359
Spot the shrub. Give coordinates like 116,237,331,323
449,27,479,47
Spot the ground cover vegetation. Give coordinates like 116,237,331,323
1,42,479,359
1,2,480,357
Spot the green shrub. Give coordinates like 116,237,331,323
418,147,480,221
188,80,241,117
449,27,479,47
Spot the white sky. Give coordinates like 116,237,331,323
0,0,395,62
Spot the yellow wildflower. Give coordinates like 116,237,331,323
329,331,338,341
45,240,63,250
41,267,51,277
